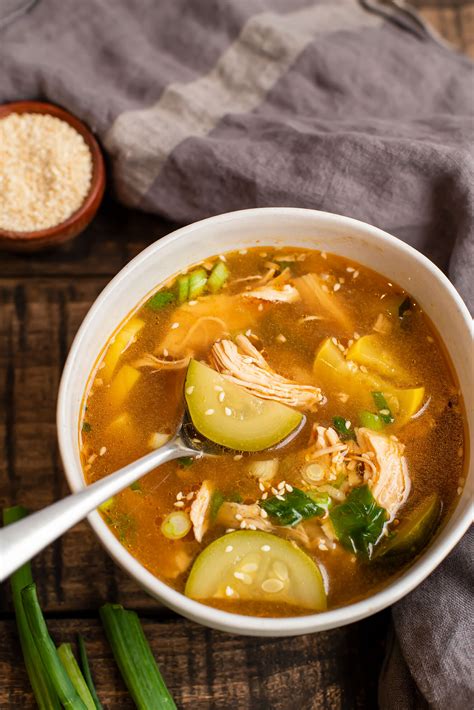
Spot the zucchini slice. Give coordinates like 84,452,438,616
185,359,303,451
185,531,326,611
376,493,441,558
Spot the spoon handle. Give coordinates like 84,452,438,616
0,437,197,582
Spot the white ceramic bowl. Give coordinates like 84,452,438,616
58,208,473,637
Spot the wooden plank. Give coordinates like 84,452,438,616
0,613,388,709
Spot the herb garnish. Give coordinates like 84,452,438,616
330,485,387,557
261,487,329,527
372,391,394,424
82,422,92,433
147,291,175,311
332,416,356,441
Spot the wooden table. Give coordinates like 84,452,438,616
1,4,471,708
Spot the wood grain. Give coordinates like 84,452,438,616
0,614,389,709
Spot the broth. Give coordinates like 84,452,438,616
80,247,465,616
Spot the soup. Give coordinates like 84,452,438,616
80,247,466,616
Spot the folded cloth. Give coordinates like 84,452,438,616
0,1,472,707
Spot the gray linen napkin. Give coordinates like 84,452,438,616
1,1,472,707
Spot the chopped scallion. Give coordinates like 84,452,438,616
99,604,176,710
147,291,175,311
210,490,226,521
372,392,394,424
359,410,384,431
188,268,208,299
207,261,229,293
332,416,356,441
178,456,194,468
177,275,190,304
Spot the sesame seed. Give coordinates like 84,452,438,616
285,483,293,492
163,348,169,357
353,331,360,339
171,322,180,330
234,454,243,461
218,391,225,402
174,501,185,508
321,251,327,260
204,409,215,415
360,365,368,373
321,284,329,293
258,482,265,492
261,492,268,500
243,356,253,364
353,270,359,279
276,494,285,501
333,283,341,292
225,586,235,596
188,300,198,306
214,385,223,392
276,334,287,343
240,521,247,529
235,513,243,521
248,524,257,531
176,492,184,500
258,303,264,311
245,329,252,336
346,266,355,272
239,249,248,255
261,545,271,552
271,487,279,495
186,492,195,500
99,446,107,456
260,509,268,518
345,420,351,429
331,337,338,345
457,487,463,495
225,545,233,553
225,407,232,416
186,386,194,395
219,254,227,262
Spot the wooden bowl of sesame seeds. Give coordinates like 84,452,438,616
0,101,105,252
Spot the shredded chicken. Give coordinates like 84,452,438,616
190,480,214,542
293,273,353,331
158,295,257,357
217,501,272,531
160,546,193,578
241,268,300,303
356,428,410,520
135,353,190,371
211,334,323,411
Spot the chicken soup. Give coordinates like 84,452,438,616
80,247,466,616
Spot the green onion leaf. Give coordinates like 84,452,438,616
77,635,102,710
330,485,387,557
21,584,87,709
2,507,61,710
177,276,190,304
100,604,176,710
332,416,356,441
178,456,194,468
130,481,142,492
57,643,96,710
371,392,395,424
147,291,176,311
261,487,327,527
82,422,92,434
207,261,229,293
188,268,208,299
398,296,411,318
210,491,226,521
359,410,384,431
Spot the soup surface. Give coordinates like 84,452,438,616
81,247,466,616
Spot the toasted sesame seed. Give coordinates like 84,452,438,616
234,454,243,461
321,251,327,260
261,492,268,500
245,329,252,336
218,391,225,403
225,586,235,596
261,578,284,593
258,482,265,492
99,446,107,456
214,385,223,392
353,270,359,279
359,365,368,373
174,501,185,508
225,407,232,416
353,331,360,339
240,520,247,529
271,487,278,495
186,492,195,500
258,303,264,311
277,480,286,490
285,483,293,492
176,492,184,500
276,334,287,343
261,545,271,552
235,513,243,521
260,509,268,518
186,386,195,395
163,348,169,357
219,254,227,262
170,322,180,330
225,545,234,553
333,283,341,292
204,409,215,415
248,524,257,531
346,266,355,272
276,494,285,501
345,420,351,429
188,300,198,306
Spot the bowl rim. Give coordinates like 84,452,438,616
0,100,105,243
57,207,473,636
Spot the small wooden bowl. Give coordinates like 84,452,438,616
0,101,106,252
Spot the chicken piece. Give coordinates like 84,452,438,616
216,501,273,531
293,273,353,331
241,268,300,303
158,295,257,358
190,480,214,542
160,545,193,579
356,428,410,520
211,334,323,411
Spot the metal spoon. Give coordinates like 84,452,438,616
0,412,304,582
